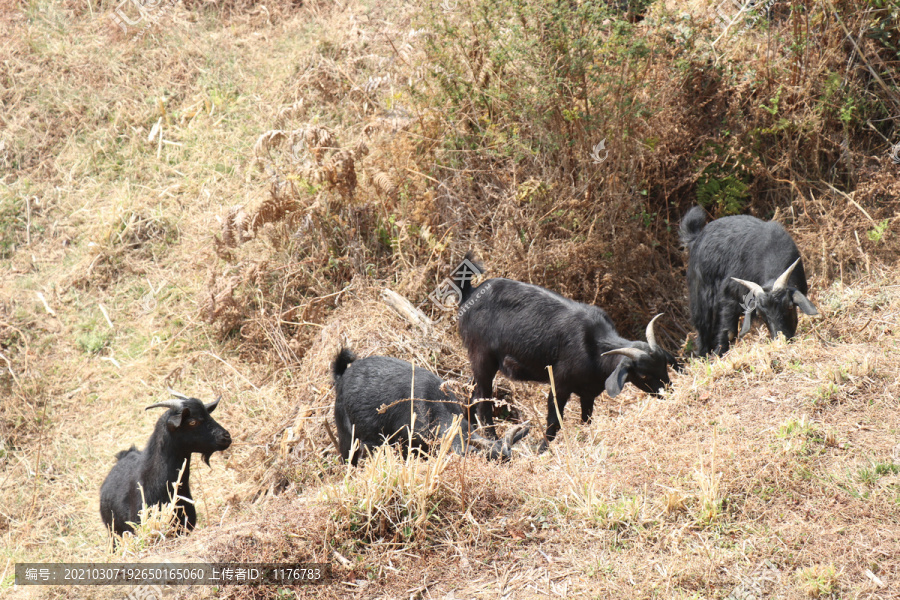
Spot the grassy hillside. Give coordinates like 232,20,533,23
1,0,898,598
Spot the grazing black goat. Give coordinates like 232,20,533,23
456,262,678,452
100,391,232,537
332,349,530,465
680,206,819,356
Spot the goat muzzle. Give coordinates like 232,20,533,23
217,431,232,449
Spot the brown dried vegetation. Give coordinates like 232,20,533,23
1,0,899,598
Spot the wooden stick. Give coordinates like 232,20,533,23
323,419,341,456
381,288,432,332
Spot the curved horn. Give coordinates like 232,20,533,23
773,257,801,291
145,399,184,411
645,313,663,351
502,421,531,445
205,395,221,413
467,435,496,451
167,388,191,400
602,347,648,361
731,277,765,296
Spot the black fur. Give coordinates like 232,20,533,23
332,348,356,380
680,206,819,356
332,350,529,464
456,265,677,452
99,397,231,537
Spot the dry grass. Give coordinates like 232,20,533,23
1,0,899,598
59,273,897,599
114,463,191,556
323,417,472,543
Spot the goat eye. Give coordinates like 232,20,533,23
188,419,198,428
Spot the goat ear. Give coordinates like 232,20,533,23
605,361,630,398
792,290,819,316
738,309,755,338
167,408,189,431
205,396,221,413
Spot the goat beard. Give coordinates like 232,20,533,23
202,452,213,467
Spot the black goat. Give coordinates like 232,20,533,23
680,206,819,356
99,391,232,537
332,349,530,465
456,264,677,452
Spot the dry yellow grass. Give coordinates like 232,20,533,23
1,0,899,599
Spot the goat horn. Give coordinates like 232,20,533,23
467,435,496,451
602,347,647,361
168,388,191,400
145,399,183,411
731,278,765,296
205,396,221,412
773,257,801,291
502,421,531,445
645,313,663,351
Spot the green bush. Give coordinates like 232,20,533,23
419,0,655,174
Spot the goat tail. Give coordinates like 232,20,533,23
679,205,707,250
114,446,138,461
332,348,357,382
459,251,484,303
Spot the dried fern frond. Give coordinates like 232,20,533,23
274,100,306,128
251,193,299,232
353,139,369,159
323,149,357,198
219,187,299,251
253,130,289,172
254,130,288,157
221,205,250,248
364,111,414,136
306,126,336,163
204,271,242,325
372,170,396,197
232,209,249,242
397,42,414,64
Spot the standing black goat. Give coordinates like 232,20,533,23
680,206,819,356
99,391,232,537
332,349,530,465
456,261,677,452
